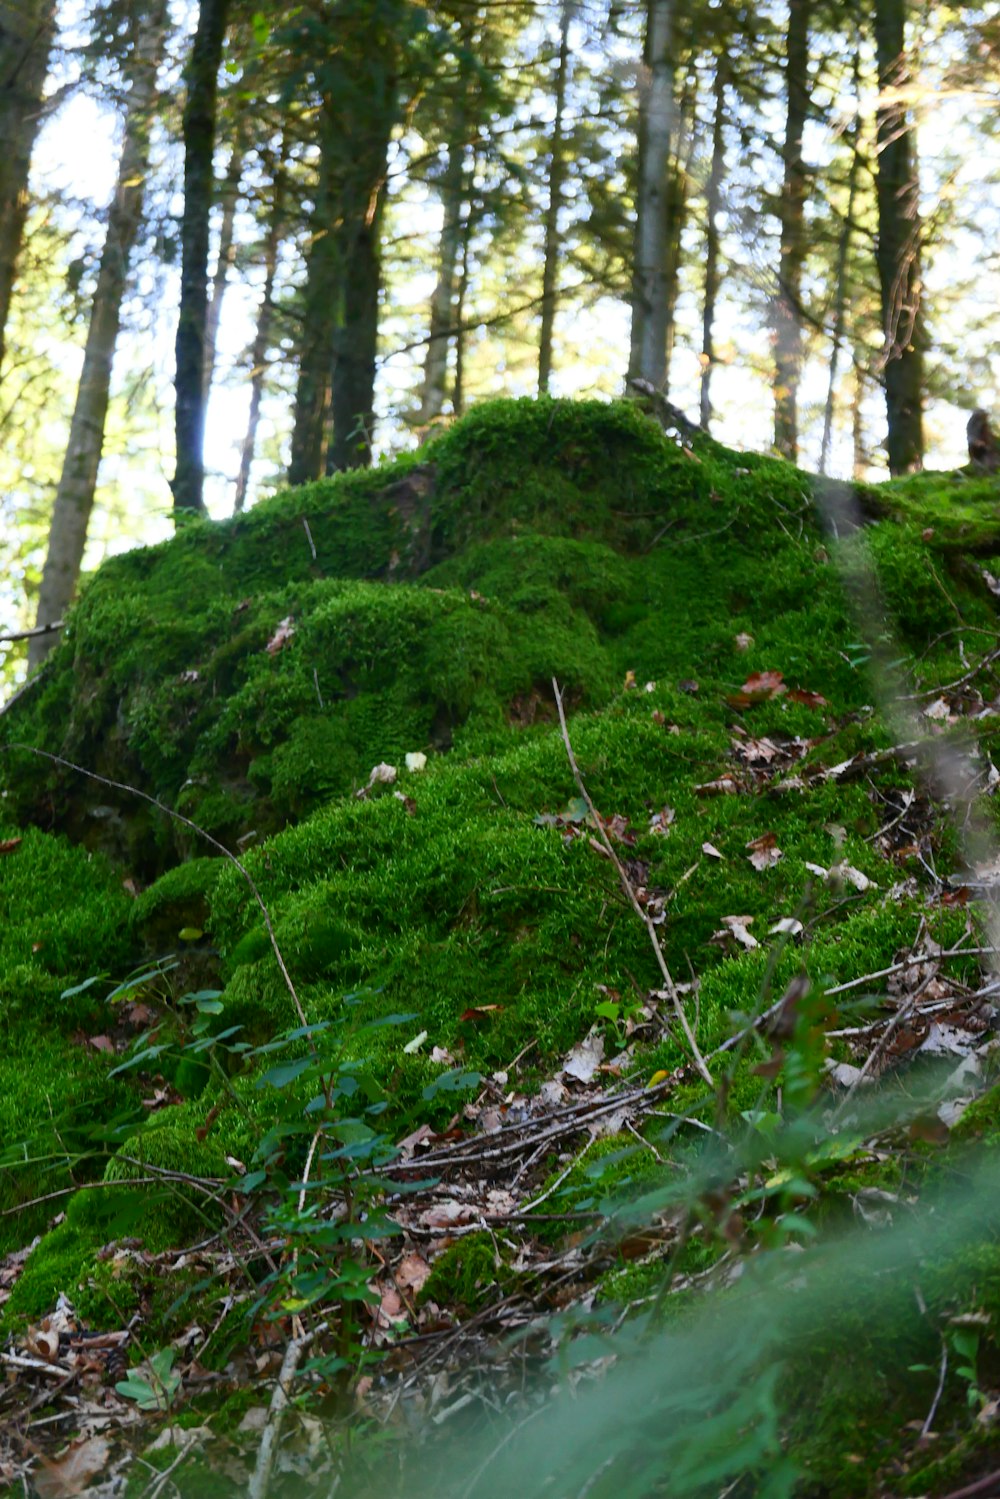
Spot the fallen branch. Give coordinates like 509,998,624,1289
551,679,713,1087
247,1320,328,1499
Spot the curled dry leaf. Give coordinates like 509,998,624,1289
648,805,675,835
728,670,786,707
711,915,758,950
701,841,724,859
563,1028,605,1083
695,773,740,796
0,836,22,856
396,1252,432,1295
746,832,782,870
265,614,296,655
734,632,754,652
33,1437,111,1499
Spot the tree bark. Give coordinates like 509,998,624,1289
172,0,231,514
538,0,571,396
820,51,862,477
699,58,726,432
0,0,56,379
874,0,924,475
662,65,698,384
289,53,395,484
414,140,466,424
233,145,286,514
627,0,673,390
203,139,243,399
29,0,166,670
773,0,812,461
452,184,474,418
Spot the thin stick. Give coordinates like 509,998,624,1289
551,680,713,1087
247,1320,328,1499
0,618,63,642
0,744,309,1032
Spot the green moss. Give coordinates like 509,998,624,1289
419,1231,514,1311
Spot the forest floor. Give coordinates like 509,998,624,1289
4,400,1000,1496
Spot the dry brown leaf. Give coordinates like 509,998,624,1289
396,1252,432,1294
746,832,782,870
33,1437,111,1498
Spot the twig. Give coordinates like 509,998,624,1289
0,745,309,1032
551,679,713,1087
823,941,990,997
247,1320,328,1499
937,1469,1000,1499
920,1336,948,1440
899,644,1000,702
0,618,63,642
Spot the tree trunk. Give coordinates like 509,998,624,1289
172,0,231,515
233,146,286,514
414,138,466,425
289,56,395,485
538,0,571,396
0,0,56,379
874,0,924,475
327,211,383,472
820,51,862,477
662,65,698,384
203,139,243,399
452,186,474,418
29,0,166,671
852,360,867,481
627,0,673,390
773,0,812,461
699,58,726,432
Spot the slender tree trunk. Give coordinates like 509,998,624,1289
852,360,867,480
538,0,571,396
628,0,674,389
820,51,862,477
233,147,286,514
0,0,56,378
172,0,231,514
699,58,726,432
662,66,698,383
414,139,465,424
29,0,166,670
203,140,243,398
773,0,812,461
874,0,924,475
452,189,474,417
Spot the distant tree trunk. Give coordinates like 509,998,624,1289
874,0,924,475
452,190,474,417
699,59,726,432
415,140,466,423
28,0,166,671
628,0,674,390
820,51,862,477
233,146,286,514
0,0,56,379
203,140,243,399
172,0,231,515
773,0,812,461
852,360,867,480
538,0,571,396
662,65,698,383
289,65,395,483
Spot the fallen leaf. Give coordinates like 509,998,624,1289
0,837,22,856
648,806,675,835
623,669,636,690
734,632,754,652
33,1437,111,1498
396,1252,432,1295
265,615,296,655
702,841,724,859
405,751,427,773
563,1028,605,1083
729,670,786,707
769,917,803,937
711,915,758,950
787,687,829,709
923,697,951,721
746,832,782,870
695,773,740,796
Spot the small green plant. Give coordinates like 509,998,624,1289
116,1347,181,1411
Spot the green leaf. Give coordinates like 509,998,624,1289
59,974,106,999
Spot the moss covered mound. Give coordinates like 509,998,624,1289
4,398,1000,1492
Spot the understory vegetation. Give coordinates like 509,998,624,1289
4,398,1000,1495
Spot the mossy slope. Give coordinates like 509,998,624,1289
3,399,1000,1493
